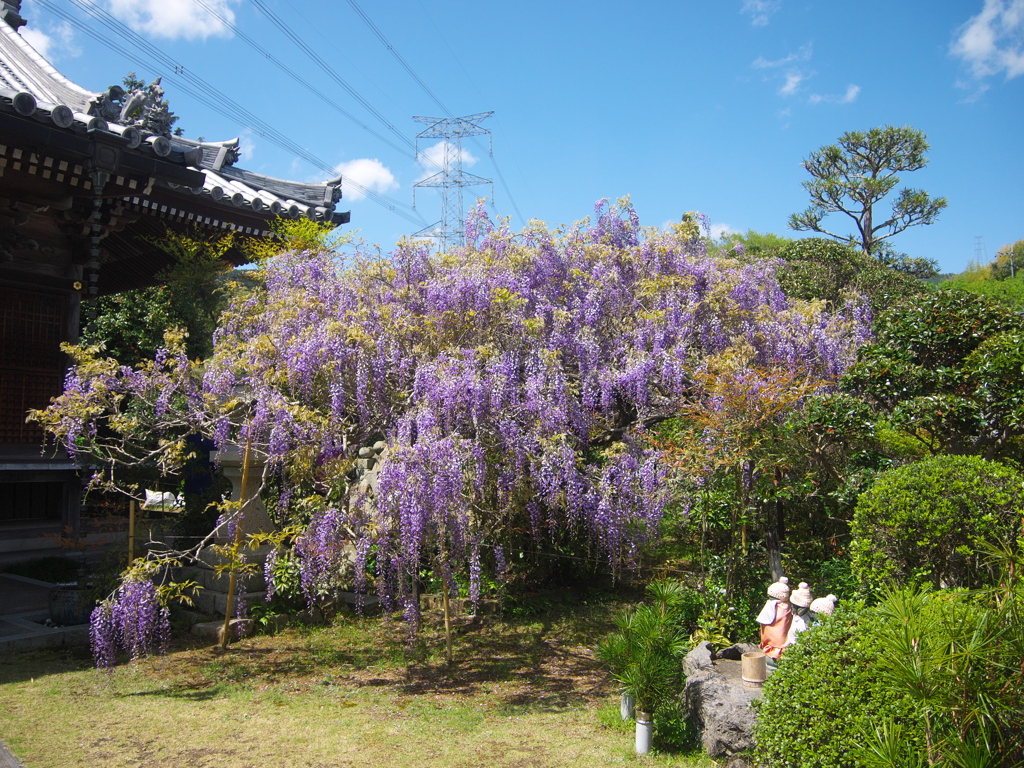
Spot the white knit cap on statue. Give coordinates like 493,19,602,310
791,582,813,608
767,576,790,600
810,594,838,616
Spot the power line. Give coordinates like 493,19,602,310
192,0,443,209
201,0,453,205
190,0,413,160
483,144,525,225
281,0,406,116
34,0,427,227
246,0,423,163
240,0,445,186
345,0,526,227
346,0,451,117
40,2,301,166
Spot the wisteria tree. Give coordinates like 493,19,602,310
33,199,872,665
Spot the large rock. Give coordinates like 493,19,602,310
191,618,253,644
683,641,760,758
715,642,761,661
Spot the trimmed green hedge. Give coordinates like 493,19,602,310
754,602,924,768
773,238,926,314
851,455,1024,591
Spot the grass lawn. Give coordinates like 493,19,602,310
0,601,716,767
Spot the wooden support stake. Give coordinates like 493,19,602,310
442,580,453,665
221,433,252,650
129,499,136,564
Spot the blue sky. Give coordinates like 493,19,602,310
19,0,1024,273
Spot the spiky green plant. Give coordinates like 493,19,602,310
596,601,689,715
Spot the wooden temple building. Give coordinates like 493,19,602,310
0,1,350,553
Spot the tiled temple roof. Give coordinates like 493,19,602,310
0,6,348,226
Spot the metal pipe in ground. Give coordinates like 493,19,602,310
620,692,635,721
635,711,653,754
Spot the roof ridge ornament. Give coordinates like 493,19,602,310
211,138,240,170
87,77,177,138
1,1,25,31
87,85,126,122
117,77,176,138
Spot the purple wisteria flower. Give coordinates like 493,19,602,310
49,199,873,640
90,577,170,669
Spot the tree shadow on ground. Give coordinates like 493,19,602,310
0,645,94,686
1,596,629,715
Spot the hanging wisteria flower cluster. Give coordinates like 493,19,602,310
37,198,873,652
89,576,170,669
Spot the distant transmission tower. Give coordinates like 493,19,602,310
412,112,493,251
974,235,987,263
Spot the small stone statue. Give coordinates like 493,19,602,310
808,594,838,625
790,581,812,618
756,576,797,660
788,581,812,641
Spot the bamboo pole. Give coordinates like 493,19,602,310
128,499,136,564
435,550,453,664
220,434,252,651
441,578,453,665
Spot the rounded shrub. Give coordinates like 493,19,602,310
754,601,924,768
851,455,1024,591
773,238,924,313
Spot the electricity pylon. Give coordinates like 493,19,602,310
412,112,493,251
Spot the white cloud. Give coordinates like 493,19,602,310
742,0,781,27
752,46,813,98
709,222,738,240
19,19,80,61
333,158,398,202
809,84,861,104
752,44,812,69
952,0,1024,79
237,129,256,164
104,0,238,41
779,71,806,96
954,77,991,101
19,25,52,58
417,141,479,176
288,158,306,180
